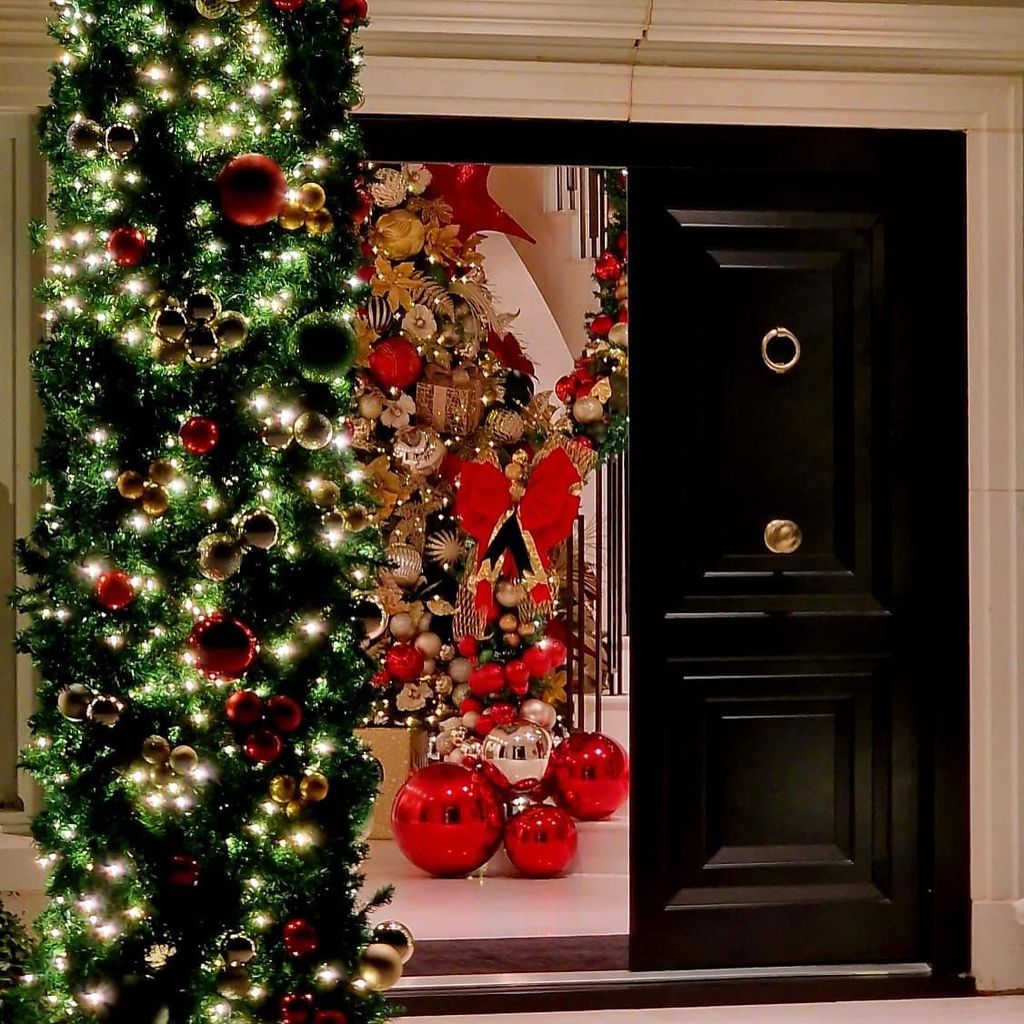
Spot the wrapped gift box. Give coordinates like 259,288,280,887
415,365,483,434
355,726,429,840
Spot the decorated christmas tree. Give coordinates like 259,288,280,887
12,1,413,1023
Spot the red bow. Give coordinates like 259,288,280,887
454,447,582,613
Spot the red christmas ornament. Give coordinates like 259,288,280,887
243,728,283,764
355,264,374,284
522,645,552,679
616,230,628,256
95,570,135,611
504,805,578,878
439,452,463,485
217,153,288,227
350,190,373,225
267,694,303,734
550,732,630,821
338,0,368,25
590,314,614,338
618,308,629,323
385,643,425,684
456,635,479,658
460,696,483,715
469,663,505,697
392,763,505,876
555,374,577,404
315,1013,348,1024
371,669,390,688
225,690,263,727
542,637,568,669
367,338,423,390
424,164,536,244
271,0,306,8
282,918,319,957
572,435,595,451
594,250,623,283
167,854,199,887
180,417,219,455
106,227,147,268
487,702,518,727
279,993,316,1024
503,659,530,689
188,614,259,679
474,715,497,738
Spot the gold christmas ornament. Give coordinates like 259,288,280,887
299,772,330,803
387,544,423,588
148,459,176,486
279,200,307,232
298,182,327,213
87,695,124,727
424,529,461,566
356,943,404,991
104,123,138,159
215,966,251,1000
198,533,243,581
58,684,93,721
389,612,416,640
142,735,172,765
414,631,442,659
370,167,409,209
239,509,279,550
608,321,629,347
392,426,445,476
306,209,335,236
270,775,298,804
263,420,294,449
222,936,256,966
170,745,199,775
117,471,146,500
308,479,341,509
498,613,518,633
141,482,169,516
573,396,604,424
373,209,427,260
294,411,334,450
153,291,247,368
496,581,526,608
372,921,415,965
487,408,524,444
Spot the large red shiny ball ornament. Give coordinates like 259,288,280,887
503,659,530,689
456,635,478,658
267,694,303,734
469,663,504,697
368,337,423,391
217,153,288,227
572,435,595,451
590,314,614,338
594,250,623,283
282,918,319,957
522,645,551,679
385,643,424,683
616,230,628,256
550,731,630,821
168,854,199,887
95,570,136,611
225,689,263,727
504,805,578,877
315,1013,348,1024
188,614,259,679
487,702,518,726
391,763,505,877
543,638,568,669
271,0,306,8
106,227,147,268
180,417,219,455
243,727,283,764
350,190,373,225
279,993,316,1024
339,0,368,25
555,374,578,404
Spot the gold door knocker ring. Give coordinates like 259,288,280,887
761,327,801,375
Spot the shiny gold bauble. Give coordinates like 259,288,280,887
222,935,256,966
306,209,335,236
148,459,177,486
294,411,334,450
198,533,243,581
487,409,524,444
573,396,605,424
434,674,453,697
373,209,426,260
263,422,294,450
270,775,298,804
298,182,327,213
154,306,188,341
215,966,250,1000
299,772,330,803
387,544,423,588
117,471,146,500
608,321,629,347
141,482,169,517
356,943,404,991
286,799,304,819
152,335,187,365
389,612,416,640
104,123,138,159
150,762,175,787
57,684,93,721
498,613,518,633
496,581,526,608
239,510,279,550
169,745,199,775
518,621,537,637
215,311,248,350
185,290,220,323
279,200,307,231
308,479,341,509
87,695,124,727
142,735,172,765
371,921,415,965
511,448,529,466
344,506,371,532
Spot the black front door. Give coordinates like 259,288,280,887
629,130,968,973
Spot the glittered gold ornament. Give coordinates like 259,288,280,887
357,943,404,991
263,421,293,450
294,411,334,450
373,209,426,260
498,613,518,632
344,506,371,532
148,459,176,486
387,544,423,588
117,471,146,500
298,182,326,212
215,311,248,350
154,306,188,341
306,209,334,236
87,695,124,727
67,119,105,157
141,481,169,516
270,775,298,804
308,479,341,509
487,408,524,444
279,200,307,231
104,123,138,159
198,533,243,581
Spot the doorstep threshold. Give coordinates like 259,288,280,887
396,961,932,994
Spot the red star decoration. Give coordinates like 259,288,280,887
425,164,536,244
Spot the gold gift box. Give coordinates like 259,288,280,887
415,367,483,435
356,726,429,839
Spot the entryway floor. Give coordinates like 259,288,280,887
398,996,1024,1023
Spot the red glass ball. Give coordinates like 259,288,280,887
95,570,135,611
350,190,373,225
225,690,263,727
267,694,303,734
282,918,319,957
217,153,288,227
280,993,316,1024
469,663,504,697
385,643,425,684
590,314,614,338
339,0,368,24
572,435,595,451
594,250,623,283
371,669,390,688
168,854,199,887
391,763,505,877
504,805,578,878
543,638,568,669
456,635,478,658
180,417,219,455
503,659,530,688
271,0,306,8
315,1012,348,1024
550,731,630,821
618,309,628,323
616,230,628,256
188,614,259,679
522,645,551,679
106,227,147,268
488,702,518,726
355,265,375,284
555,374,578,404
243,727,283,764
440,452,463,484
475,715,497,738
460,696,483,715
367,337,423,391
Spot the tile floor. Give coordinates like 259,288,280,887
400,996,1024,1023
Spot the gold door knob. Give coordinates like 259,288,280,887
761,327,801,374
764,519,803,554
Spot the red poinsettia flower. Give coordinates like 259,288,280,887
486,330,536,377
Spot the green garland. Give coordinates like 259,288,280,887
11,1,400,1023
0,898,33,1024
